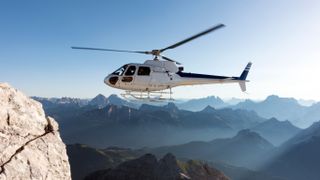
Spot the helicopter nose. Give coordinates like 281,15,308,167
104,76,110,85
104,75,119,86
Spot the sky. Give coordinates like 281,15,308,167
1,0,320,100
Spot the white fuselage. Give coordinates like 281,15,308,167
104,60,245,92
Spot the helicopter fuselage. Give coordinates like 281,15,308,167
73,23,252,100
104,60,251,92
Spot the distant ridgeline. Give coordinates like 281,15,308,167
33,94,311,147
33,94,320,128
33,94,320,180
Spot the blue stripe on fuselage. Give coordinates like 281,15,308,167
177,71,237,80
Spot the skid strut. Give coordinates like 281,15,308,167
121,89,174,102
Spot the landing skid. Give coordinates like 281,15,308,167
121,90,174,102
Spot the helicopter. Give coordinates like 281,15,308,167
72,24,252,101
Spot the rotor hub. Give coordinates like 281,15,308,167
150,49,161,56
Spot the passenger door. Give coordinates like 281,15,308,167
134,66,151,91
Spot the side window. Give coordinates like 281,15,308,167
138,66,151,76
125,66,136,76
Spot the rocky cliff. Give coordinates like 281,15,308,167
0,83,71,180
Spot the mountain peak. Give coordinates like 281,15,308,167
166,102,177,108
206,95,222,101
285,120,320,147
266,94,279,100
160,153,177,164
263,118,298,128
268,117,279,123
177,95,227,111
136,153,158,163
201,105,216,113
89,94,109,108
165,102,179,111
108,94,120,100
236,129,256,137
107,94,130,107
230,129,274,151
265,95,298,104
89,94,128,108
234,129,269,143
95,93,107,99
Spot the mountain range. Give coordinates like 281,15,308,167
45,101,270,148
259,121,320,180
70,105,263,148
34,94,320,128
67,143,282,180
32,93,320,180
33,94,302,147
150,129,274,169
66,121,320,180
231,95,320,128
177,95,320,128
67,144,143,180
84,153,229,180
250,118,301,146
176,96,229,111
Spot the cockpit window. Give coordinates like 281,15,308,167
125,66,136,76
112,65,128,76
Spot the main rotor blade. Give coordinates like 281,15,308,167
161,55,182,65
71,46,149,54
160,24,225,53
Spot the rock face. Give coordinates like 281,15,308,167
85,153,229,180
0,83,71,180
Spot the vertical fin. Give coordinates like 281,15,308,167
238,62,252,92
240,62,252,80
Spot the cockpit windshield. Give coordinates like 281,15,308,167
112,65,128,76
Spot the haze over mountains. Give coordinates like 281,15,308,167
250,118,301,146
34,94,299,147
67,143,281,180
231,95,320,128
150,129,274,168
259,121,320,180
65,120,320,180
177,95,319,128
34,93,320,128
32,93,320,180
47,102,266,148
84,153,229,180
